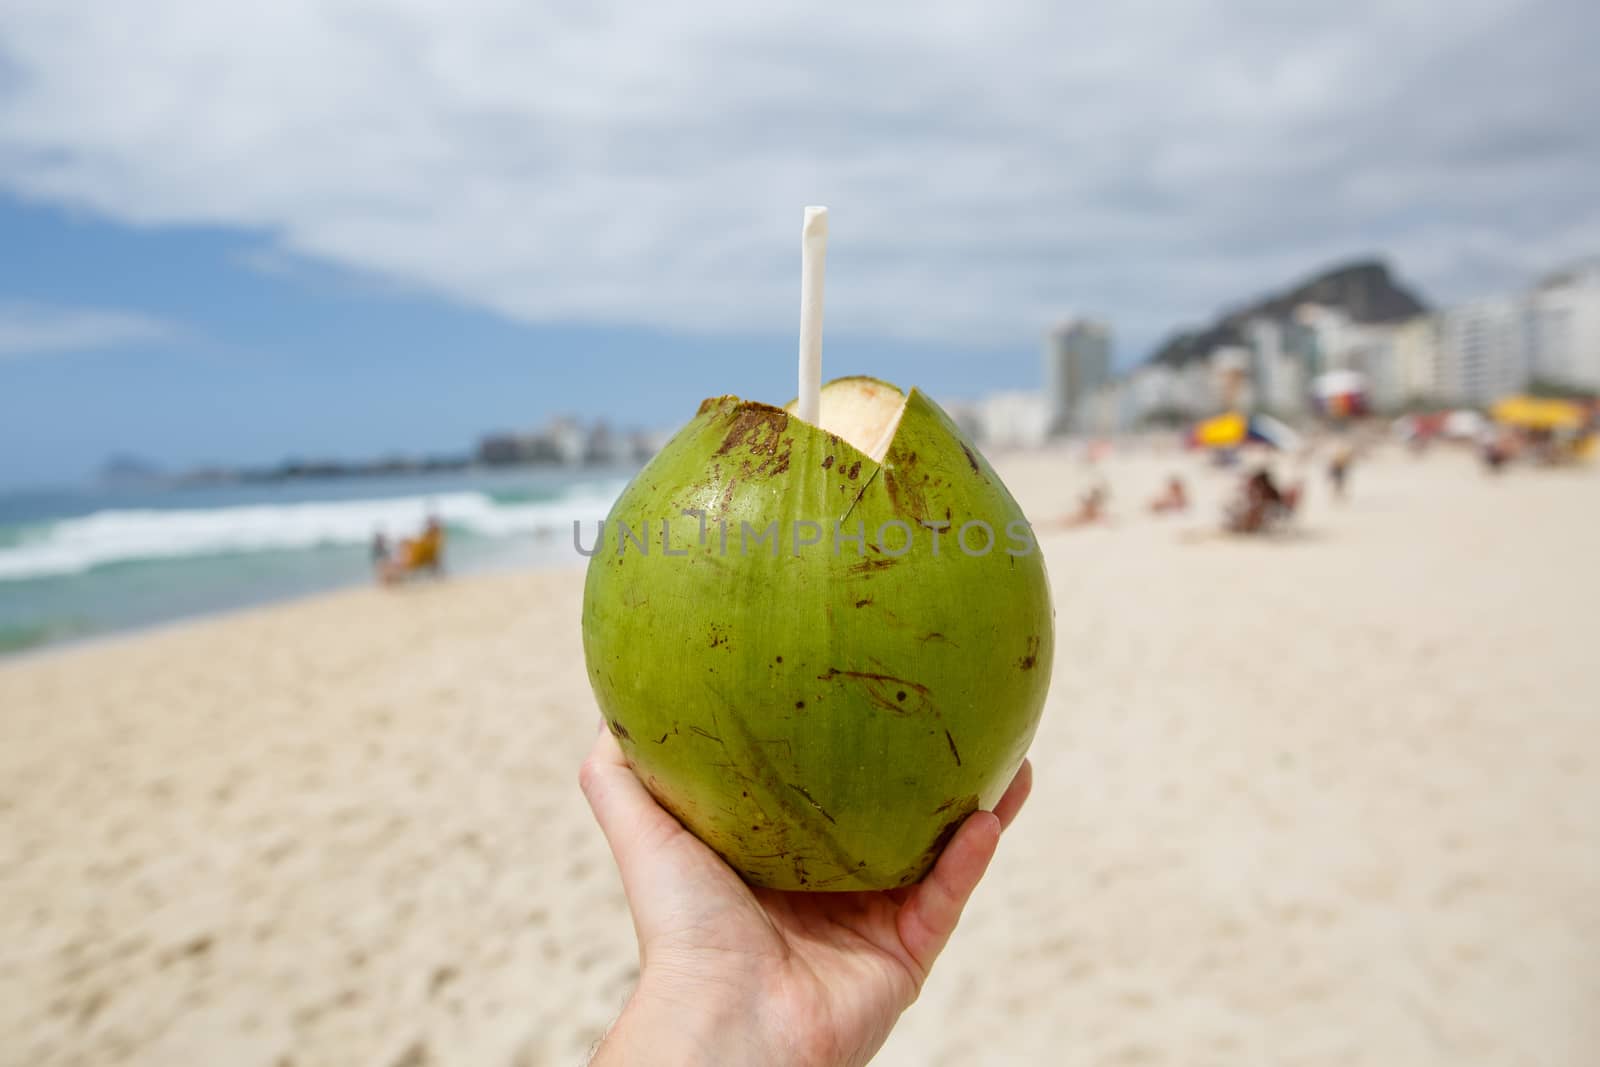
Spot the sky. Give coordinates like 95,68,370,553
1,0,1597,487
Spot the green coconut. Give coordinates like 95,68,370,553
580,376,1053,891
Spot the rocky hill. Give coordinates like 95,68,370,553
1148,259,1429,367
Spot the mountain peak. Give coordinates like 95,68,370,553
1149,258,1430,367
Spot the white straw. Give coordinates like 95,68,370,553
796,206,828,425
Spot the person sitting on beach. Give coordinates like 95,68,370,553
1148,475,1188,514
1481,432,1509,474
1226,468,1286,534
379,516,445,585
580,722,1031,1066
1054,484,1108,529
411,516,445,574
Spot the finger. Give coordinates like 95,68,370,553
578,728,686,891
895,810,1001,976
991,759,1033,832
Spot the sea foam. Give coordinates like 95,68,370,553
0,483,625,581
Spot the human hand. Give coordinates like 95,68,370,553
580,725,1032,1067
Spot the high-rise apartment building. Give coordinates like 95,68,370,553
1043,318,1112,435
1531,264,1600,392
1436,297,1532,405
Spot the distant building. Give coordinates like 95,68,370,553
1357,330,1402,412
1125,364,1183,426
476,433,525,466
584,421,625,465
977,391,1052,448
1294,304,1355,374
546,417,587,466
1390,315,1442,407
1244,318,1309,416
1074,255,1600,426
1437,297,1532,405
1209,344,1252,411
1531,263,1600,392
1077,381,1129,435
1043,318,1112,435
1289,303,1415,411
477,416,640,468
1390,262,1600,407
1177,358,1214,417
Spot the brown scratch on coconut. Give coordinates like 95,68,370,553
713,709,866,881
960,442,983,475
818,668,937,718
715,405,789,459
932,793,979,815
882,466,929,523
785,783,837,824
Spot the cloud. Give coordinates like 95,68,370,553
0,0,1596,357
0,302,175,358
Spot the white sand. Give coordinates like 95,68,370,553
2,447,1597,1066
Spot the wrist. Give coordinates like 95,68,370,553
593,971,786,1067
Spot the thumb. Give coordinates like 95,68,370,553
578,726,698,900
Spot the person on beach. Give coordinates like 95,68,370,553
414,515,445,574
1052,484,1108,529
1328,445,1352,499
370,531,391,581
1225,467,1297,534
379,516,446,584
1480,431,1509,474
1148,475,1188,514
579,725,1032,1066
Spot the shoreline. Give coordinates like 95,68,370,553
0,557,591,669
0,465,634,662
0,535,588,664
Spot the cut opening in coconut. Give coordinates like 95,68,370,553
786,377,908,463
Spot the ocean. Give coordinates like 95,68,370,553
0,467,635,656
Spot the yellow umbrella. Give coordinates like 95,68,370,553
1491,395,1585,431
1189,411,1247,449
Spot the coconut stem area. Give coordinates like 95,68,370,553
785,376,908,462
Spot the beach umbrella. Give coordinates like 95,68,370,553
1490,395,1586,431
1310,370,1369,418
1186,412,1300,451
1187,411,1248,449
1248,413,1302,451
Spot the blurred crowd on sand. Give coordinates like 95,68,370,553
1047,390,1598,544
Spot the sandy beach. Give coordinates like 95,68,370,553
2,446,1597,1066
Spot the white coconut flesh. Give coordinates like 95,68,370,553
788,378,908,463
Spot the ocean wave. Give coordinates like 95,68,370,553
0,484,625,582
